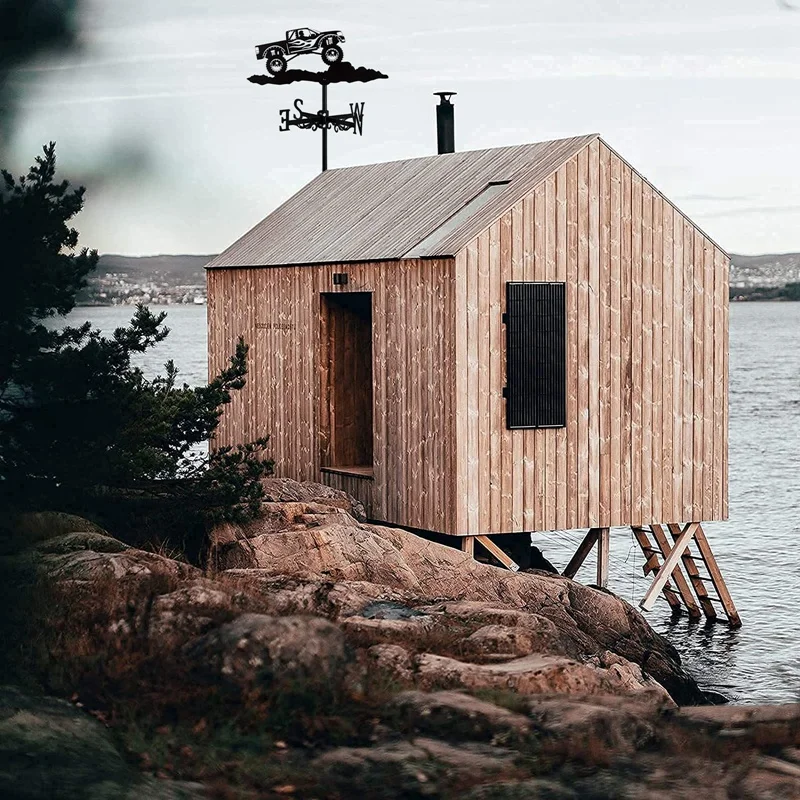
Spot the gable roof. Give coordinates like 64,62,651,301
207,133,599,268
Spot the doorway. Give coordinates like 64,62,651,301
320,292,374,473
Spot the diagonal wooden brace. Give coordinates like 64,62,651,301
640,522,699,612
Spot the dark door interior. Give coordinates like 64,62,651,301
321,292,374,470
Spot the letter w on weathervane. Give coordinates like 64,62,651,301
279,98,365,135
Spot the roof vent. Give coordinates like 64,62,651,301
434,92,456,154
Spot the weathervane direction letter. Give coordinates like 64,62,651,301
350,102,365,135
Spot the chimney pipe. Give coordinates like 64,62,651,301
434,91,456,154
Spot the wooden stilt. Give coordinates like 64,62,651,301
562,528,599,579
596,527,610,588
650,524,702,620
679,523,741,628
631,526,684,614
640,522,699,611
461,536,475,557
475,535,520,572
666,523,716,621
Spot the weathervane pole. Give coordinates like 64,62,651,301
322,83,328,172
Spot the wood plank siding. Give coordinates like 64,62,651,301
208,138,728,537
207,259,457,533
454,139,728,534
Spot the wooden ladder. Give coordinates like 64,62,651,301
633,523,741,628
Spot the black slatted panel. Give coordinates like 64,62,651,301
505,282,566,429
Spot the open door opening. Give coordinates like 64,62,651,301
320,292,374,476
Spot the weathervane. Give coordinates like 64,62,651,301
249,26,387,172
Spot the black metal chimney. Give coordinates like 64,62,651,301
434,91,456,154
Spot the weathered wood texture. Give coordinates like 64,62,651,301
207,259,456,532
454,140,728,533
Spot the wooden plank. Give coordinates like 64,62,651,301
671,211,684,524
631,526,683,613
596,527,610,588
566,156,579,530
464,243,480,533
534,184,547,531
475,535,520,572
577,144,590,528
522,194,536,531
652,197,663,524
490,223,503,532
640,522,699,611
650,524,701,619
499,211,514,530
555,166,569,531
609,152,622,526
682,219,694,520
562,528,599,579
666,522,717,621
661,203,674,523
693,523,741,627
693,229,705,521
712,249,725,520
630,174,643,524
461,535,475,557
703,241,715,520
620,164,633,524
478,230,492,532
722,250,729,519
545,174,558,530
588,138,600,527
598,143,612,527
511,201,525,531
641,183,653,524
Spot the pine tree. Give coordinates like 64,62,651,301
0,144,272,555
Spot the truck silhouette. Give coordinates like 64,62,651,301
255,28,346,76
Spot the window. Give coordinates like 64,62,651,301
505,282,566,429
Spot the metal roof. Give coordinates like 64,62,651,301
207,134,599,269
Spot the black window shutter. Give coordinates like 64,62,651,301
505,282,566,429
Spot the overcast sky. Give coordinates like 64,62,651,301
7,0,800,256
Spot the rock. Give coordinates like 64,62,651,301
1,512,109,555
526,694,665,754
185,613,348,690
34,531,130,555
411,652,668,700
390,690,532,742
259,477,368,519
35,547,198,583
219,572,418,619
215,517,703,703
677,704,800,748
314,738,518,799
462,625,537,659
0,685,202,799
148,580,240,638
365,644,415,683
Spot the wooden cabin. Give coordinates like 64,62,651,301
207,133,739,625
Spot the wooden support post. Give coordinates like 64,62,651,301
631,526,683,613
650,524,702,620
475,535,520,572
461,536,475,558
596,527,610,588
687,523,741,628
640,522,698,612
666,522,717,622
563,528,599,579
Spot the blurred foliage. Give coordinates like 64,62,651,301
0,143,272,558
0,0,85,155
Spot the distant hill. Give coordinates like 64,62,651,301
77,252,800,304
730,252,800,289
96,254,215,284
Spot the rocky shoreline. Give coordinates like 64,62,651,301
3,479,800,798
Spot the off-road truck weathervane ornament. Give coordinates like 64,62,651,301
256,27,346,76
248,26,387,172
